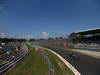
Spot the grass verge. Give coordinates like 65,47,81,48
38,43,72,50
45,49,74,75
5,44,48,75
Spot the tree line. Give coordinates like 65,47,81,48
0,38,26,43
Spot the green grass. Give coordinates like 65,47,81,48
39,42,72,50
39,43,64,48
5,43,74,75
6,44,48,75
45,49,74,75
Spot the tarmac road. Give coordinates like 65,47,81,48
45,47,100,75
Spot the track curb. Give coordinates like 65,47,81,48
30,43,81,75
45,48,81,75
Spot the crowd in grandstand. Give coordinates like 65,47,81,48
70,28,100,50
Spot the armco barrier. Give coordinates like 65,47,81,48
45,48,81,75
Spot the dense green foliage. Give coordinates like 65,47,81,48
0,38,26,43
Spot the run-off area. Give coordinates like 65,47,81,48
6,44,75,75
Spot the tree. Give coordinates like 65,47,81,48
29,39,36,42
68,32,84,44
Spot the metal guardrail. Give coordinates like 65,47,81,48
0,43,28,74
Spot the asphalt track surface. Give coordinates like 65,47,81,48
45,47,100,75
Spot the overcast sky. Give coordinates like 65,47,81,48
0,0,100,38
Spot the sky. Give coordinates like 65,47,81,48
0,0,100,38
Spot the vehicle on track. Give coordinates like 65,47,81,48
69,52,80,61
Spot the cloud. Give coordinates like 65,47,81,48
42,32,49,37
27,35,31,38
0,33,6,38
1,33,5,35
0,33,15,38
26,35,33,39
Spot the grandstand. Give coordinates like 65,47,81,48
69,28,100,50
